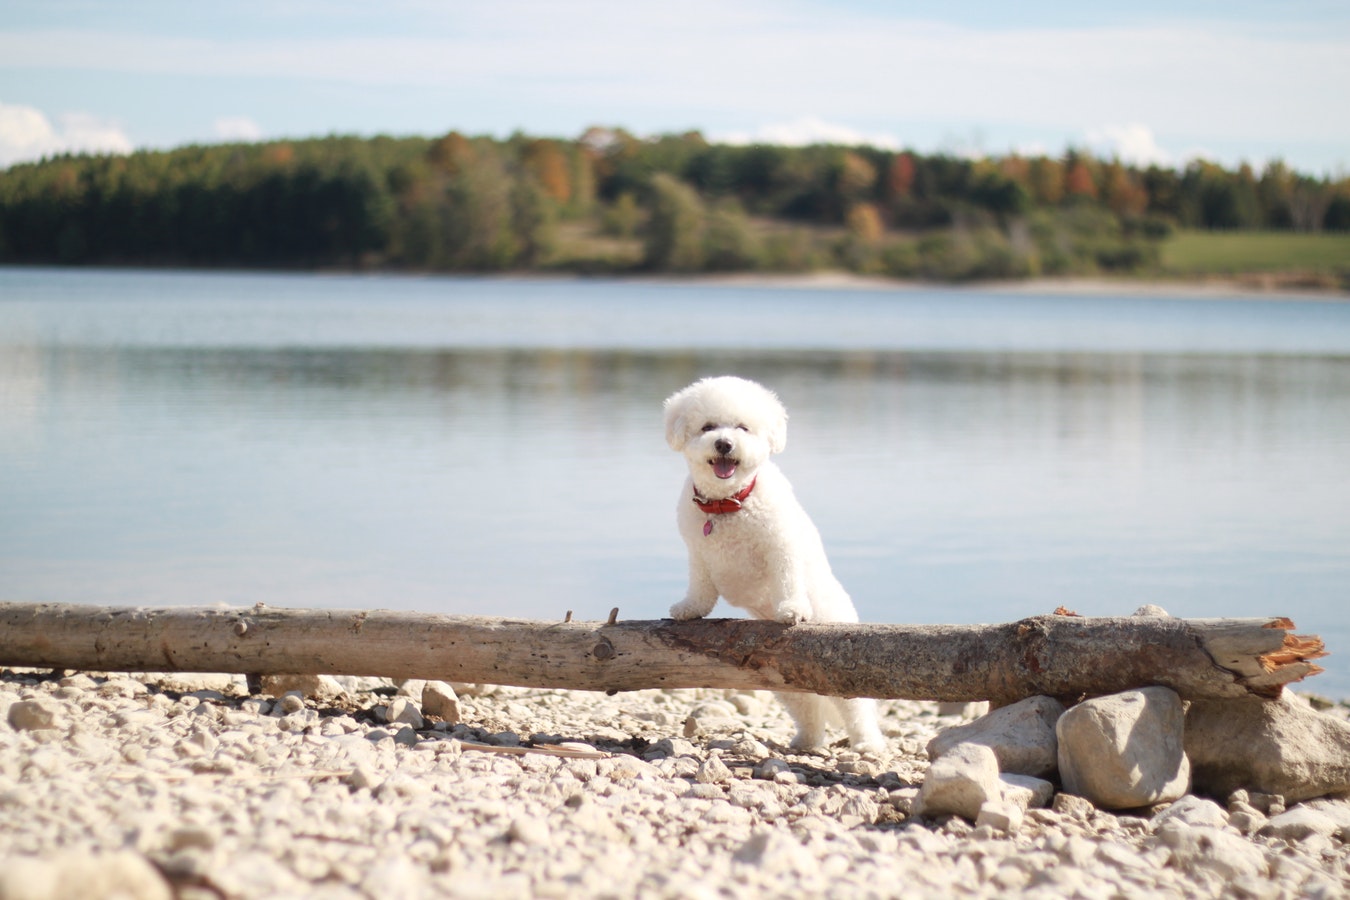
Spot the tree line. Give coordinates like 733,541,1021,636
1,127,1347,280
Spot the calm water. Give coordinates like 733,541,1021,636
3,267,1349,698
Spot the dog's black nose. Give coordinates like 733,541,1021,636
714,438,732,455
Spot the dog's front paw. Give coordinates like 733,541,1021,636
774,599,811,626
850,733,889,757
669,597,714,621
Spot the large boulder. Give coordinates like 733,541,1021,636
1057,687,1190,809
1185,692,1350,803
927,695,1064,778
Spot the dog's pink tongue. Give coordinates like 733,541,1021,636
713,458,737,479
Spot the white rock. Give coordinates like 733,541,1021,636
506,815,551,847
7,699,61,732
650,737,696,758
385,697,425,730
838,793,880,827
1150,824,1268,881
1257,805,1340,841
928,695,1065,777
258,674,343,702
0,851,172,900
420,681,460,723
1057,687,1190,810
916,742,1002,820
347,764,381,791
976,801,1023,833
999,773,1054,810
732,829,810,872
695,755,732,784
754,758,791,780
1185,692,1350,802
1151,795,1229,831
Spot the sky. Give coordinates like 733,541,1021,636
1,0,1348,174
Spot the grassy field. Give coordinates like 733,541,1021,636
1160,230,1350,275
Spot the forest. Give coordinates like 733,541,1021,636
1,127,1348,283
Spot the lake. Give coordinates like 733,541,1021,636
2,267,1348,698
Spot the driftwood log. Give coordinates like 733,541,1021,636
0,602,1325,704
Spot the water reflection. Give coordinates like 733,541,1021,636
2,271,1349,697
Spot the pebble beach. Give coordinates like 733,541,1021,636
2,669,1348,900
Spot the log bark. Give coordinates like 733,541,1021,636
0,602,1325,704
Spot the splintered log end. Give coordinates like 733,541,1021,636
1259,632,1328,673
1245,630,1327,694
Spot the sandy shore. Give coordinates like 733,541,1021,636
3,669,1348,899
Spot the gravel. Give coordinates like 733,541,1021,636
1,668,1347,899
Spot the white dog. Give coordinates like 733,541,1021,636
664,376,885,754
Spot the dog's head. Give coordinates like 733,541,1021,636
663,376,788,492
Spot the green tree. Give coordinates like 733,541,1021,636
643,173,705,271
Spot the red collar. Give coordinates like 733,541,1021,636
692,477,757,515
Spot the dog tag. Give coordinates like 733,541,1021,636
703,519,714,536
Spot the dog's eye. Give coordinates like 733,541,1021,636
700,423,717,433
735,424,749,432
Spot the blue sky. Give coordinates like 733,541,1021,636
2,0,1347,173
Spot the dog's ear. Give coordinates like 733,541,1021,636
663,390,692,451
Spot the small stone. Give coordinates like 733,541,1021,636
166,825,218,852
420,681,460,723
999,773,1054,810
385,697,425,730
259,674,343,702
754,758,791,780
1150,825,1267,881
695,755,732,784
916,742,1001,820
506,816,551,846
1052,793,1097,818
1257,805,1340,842
1133,604,1171,617
838,793,880,827
347,764,381,791
732,829,808,871
1151,795,1229,831
650,737,697,758
687,783,725,800
731,737,771,759
277,692,305,715
1247,792,1285,816
888,787,920,815
976,801,1024,833
7,698,61,731
1228,809,1267,835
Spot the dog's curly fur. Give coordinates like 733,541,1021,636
664,376,885,754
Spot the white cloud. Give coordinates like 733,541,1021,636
213,116,264,142
1084,124,1173,167
0,102,132,168
715,117,901,150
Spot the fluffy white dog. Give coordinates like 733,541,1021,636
664,376,886,754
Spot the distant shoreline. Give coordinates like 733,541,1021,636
5,263,1348,302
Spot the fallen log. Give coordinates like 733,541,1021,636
0,602,1325,704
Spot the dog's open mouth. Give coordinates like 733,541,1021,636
711,457,738,479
